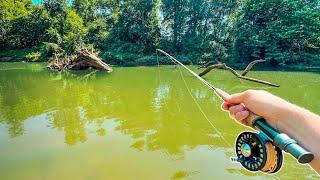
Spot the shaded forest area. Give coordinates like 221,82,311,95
1,0,320,67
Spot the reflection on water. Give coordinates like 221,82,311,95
0,63,319,179
153,84,170,111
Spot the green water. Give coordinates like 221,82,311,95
0,63,319,179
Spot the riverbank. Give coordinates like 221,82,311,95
1,49,319,72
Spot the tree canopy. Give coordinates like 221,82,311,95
0,0,319,66
232,0,320,65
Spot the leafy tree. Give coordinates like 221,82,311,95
161,0,236,57
72,0,98,24
106,0,161,53
42,0,68,38
1,0,320,66
0,0,32,49
161,0,187,51
7,6,51,48
42,0,66,16
41,0,87,55
232,0,320,65
85,18,108,48
62,9,87,54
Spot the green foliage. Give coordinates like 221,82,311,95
1,0,320,66
43,42,63,56
0,0,33,49
46,27,62,44
42,0,66,16
25,51,41,62
232,0,320,65
160,0,237,64
85,18,108,48
39,0,87,55
72,0,97,24
7,6,51,48
0,47,37,60
104,51,140,66
62,9,87,54
105,0,161,54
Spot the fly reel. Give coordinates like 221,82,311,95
231,118,314,174
232,131,283,174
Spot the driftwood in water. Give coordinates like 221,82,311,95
48,49,113,72
199,60,280,87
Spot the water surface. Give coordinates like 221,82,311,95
0,63,319,179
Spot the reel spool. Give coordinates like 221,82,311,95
233,132,283,174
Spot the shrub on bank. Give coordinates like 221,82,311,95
25,51,41,62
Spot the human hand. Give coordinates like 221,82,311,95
220,90,294,129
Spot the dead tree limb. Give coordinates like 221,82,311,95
198,64,226,76
241,59,266,76
199,62,280,87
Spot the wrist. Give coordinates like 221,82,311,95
275,103,316,139
272,103,299,132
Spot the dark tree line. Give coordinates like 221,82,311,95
0,0,319,66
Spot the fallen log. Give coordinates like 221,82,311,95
198,61,280,87
48,49,113,72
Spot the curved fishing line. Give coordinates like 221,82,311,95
157,51,231,147
156,51,181,112
156,52,218,150
176,65,231,147
156,51,186,136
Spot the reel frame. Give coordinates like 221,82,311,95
234,131,284,174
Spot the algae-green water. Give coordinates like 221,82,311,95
0,63,319,179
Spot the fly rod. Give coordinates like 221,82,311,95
156,49,314,174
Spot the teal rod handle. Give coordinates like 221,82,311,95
254,118,314,164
